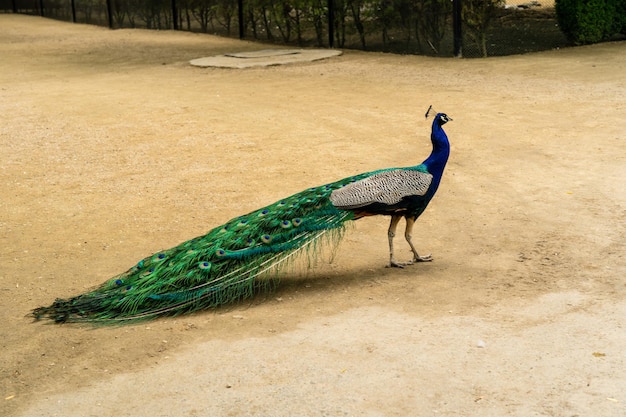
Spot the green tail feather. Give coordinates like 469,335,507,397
32,172,375,324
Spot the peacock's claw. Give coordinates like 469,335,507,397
387,253,432,268
387,260,407,268
413,254,433,262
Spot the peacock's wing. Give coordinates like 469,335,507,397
329,167,433,210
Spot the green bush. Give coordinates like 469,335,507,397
616,0,626,35
555,0,621,44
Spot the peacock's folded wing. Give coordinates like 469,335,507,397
329,168,433,210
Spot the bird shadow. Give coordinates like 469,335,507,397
201,260,435,318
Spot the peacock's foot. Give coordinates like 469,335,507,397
388,254,433,268
387,260,408,268
413,254,433,262
387,253,433,268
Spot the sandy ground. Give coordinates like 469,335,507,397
1,14,625,417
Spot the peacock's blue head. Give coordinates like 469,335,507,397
436,113,452,125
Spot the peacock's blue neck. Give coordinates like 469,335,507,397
421,119,450,180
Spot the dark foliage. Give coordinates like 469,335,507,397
555,0,624,44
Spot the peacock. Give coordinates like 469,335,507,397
32,107,451,324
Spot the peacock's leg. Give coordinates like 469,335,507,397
403,216,432,264
387,215,405,268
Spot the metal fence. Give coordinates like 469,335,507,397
1,0,568,57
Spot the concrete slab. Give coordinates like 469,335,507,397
190,48,342,69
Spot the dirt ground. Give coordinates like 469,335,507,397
1,14,625,417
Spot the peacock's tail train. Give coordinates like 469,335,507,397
32,172,376,324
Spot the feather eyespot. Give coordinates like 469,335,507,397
125,286,132,291
216,249,226,257
198,261,211,270
280,220,292,228
237,220,248,227
259,209,269,217
137,260,144,268
115,279,123,286
246,238,255,246
261,235,272,244
292,218,302,226
155,253,166,260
